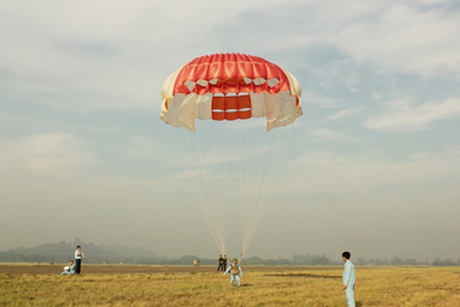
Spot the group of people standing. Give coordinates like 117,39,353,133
61,245,83,275
217,251,355,305
217,255,228,271
59,246,354,305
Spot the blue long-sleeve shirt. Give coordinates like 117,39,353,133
343,260,355,286
224,264,243,277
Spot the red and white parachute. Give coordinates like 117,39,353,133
160,53,302,259
161,53,302,131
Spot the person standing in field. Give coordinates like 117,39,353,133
224,258,243,286
75,245,83,274
222,255,228,270
342,251,356,307
217,255,224,271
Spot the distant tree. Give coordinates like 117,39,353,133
178,255,198,265
390,256,403,265
245,256,264,265
432,258,459,266
2,242,459,266
291,253,332,265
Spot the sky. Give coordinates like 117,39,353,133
1,0,459,261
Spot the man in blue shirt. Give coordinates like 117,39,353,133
224,258,243,286
342,251,356,307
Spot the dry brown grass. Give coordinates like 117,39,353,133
1,265,459,306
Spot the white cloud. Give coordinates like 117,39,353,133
0,1,251,110
284,147,460,195
364,97,460,131
336,3,460,78
310,128,344,142
123,136,159,159
295,152,347,166
325,107,363,121
0,133,97,178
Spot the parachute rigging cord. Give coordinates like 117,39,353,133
240,127,292,260
168,125,227,255
169,119,293,259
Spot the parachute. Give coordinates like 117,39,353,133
160,53,302,259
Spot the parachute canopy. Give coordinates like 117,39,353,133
160,53,303,131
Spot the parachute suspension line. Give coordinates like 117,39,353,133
239,125,294,260
195,121,229,255
238,132,249,260
168,120,294,261
235,122,269,260
240,128,273,260
237,125,254,260
192,128,226,254
168,125,227,255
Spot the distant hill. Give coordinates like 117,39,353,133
0,241,161,264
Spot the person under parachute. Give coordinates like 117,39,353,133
224,258,243,287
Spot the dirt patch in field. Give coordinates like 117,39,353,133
264,272,341,279
0,264,339,275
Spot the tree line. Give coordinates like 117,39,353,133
0,241,458,266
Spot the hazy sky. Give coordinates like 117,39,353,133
1,0,459,261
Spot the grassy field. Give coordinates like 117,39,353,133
1,265,459,306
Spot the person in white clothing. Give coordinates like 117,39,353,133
342,251,356,307
75,245,83,274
